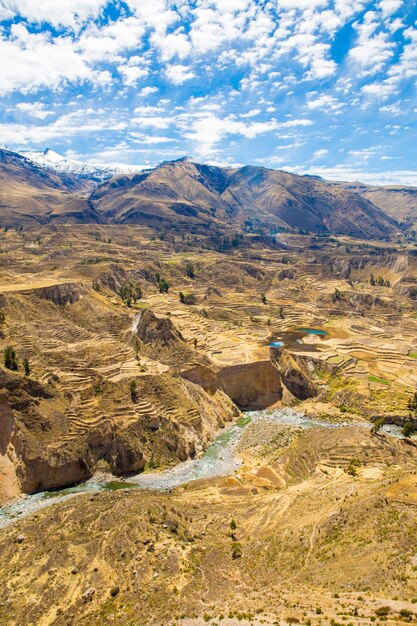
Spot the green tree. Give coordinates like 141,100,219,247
408,391,417,415
185,262,195,279
371,417,385,434
261,293,267,304
130,379,138,403
370,273,376,286
4,346,17,371
179,291,185,304
23,357,30,377
279,306,284,319
402,421,414,438
0,309,5,324
158,278,169,293
332,288,341,303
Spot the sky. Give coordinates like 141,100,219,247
0,0,417,185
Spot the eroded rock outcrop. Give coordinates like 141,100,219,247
182,350,317,410
132,309,208,367
0,365,237,504
29,282,89,306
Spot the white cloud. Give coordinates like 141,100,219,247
0,0,108,27
378,0,402,18
152,31,191,60
277,119,313,128
119,64,148,87
139,86,159,97
348,11,394,74
313,148,329,158
306,93,344,112
240,109,261,118
277,0,329,8
287,164,417,186
165,64,195,85
15,102,54,119
182,112,279,156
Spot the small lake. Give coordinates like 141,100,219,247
268,327,328,351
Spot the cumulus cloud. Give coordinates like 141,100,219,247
306,94,344,112
0,0,414,181
15,102,54,119
165,64,195,85
0,0,108,27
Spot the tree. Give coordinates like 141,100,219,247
369,273,376,286
158,278,169,293
408,391,417,415
185,262,195,279
180,293,197,305
261,293,267,305
23,358,30,377
402,421,414,438
371,417,385,434
4,346,17,371
279,306,284,319
130,379,138,403
0,309,5,324
332,288,341,303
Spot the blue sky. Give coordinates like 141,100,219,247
0,0,417,184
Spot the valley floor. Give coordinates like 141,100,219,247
1,225,417,624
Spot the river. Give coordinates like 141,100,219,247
0,408,403,529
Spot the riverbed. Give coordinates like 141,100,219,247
0,408,404,529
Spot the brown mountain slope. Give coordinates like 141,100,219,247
0,149,103,226
91,158,398,238
91,158,233,229
336,181,417,231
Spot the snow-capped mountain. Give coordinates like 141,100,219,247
19,148,144,182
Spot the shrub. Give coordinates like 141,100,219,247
185,262,195,279
23,357,30,377
231,542,242,559
130,379,138,403
375,606,391,617
158,278,169,293
402,421,415,438
4,346,17,371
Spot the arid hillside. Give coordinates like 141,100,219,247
91,158,399,238
336,180,417,232
0,150,402,239
0,149,102,227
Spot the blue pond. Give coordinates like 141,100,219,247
296,328,328,336
269,341,285,348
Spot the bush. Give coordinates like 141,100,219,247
130,379,138,403
231,542,242,559
402,421,415,438
185,262,195,279
4,346,17,371
23,358,30,377
158,278,169,293
179,292,197,305
375,606,391,617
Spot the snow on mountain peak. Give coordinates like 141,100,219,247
18,149,145,182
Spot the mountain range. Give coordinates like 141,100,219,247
0,147,415,239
